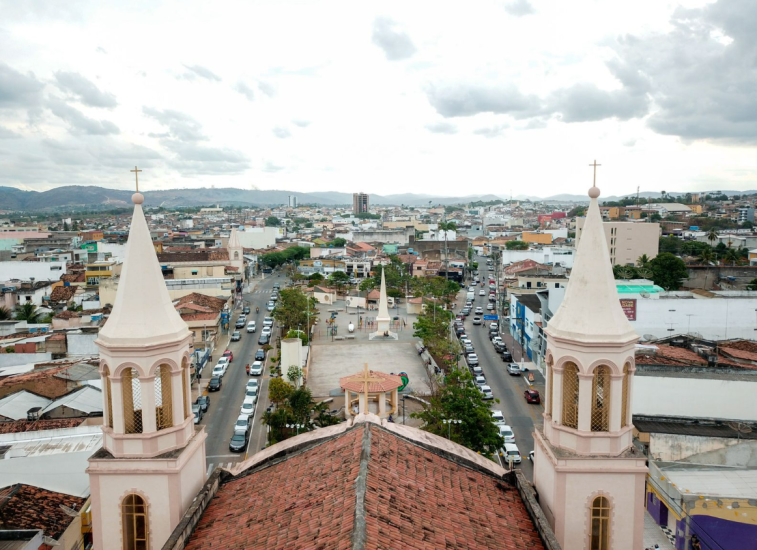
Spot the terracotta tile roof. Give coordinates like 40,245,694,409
60,272,85,283
157,249,229,263
722,339,757,354
720,347,757,363
339,370,402,393
174,293,228,312
0,483,86,539
54,310,79,319
0,418,85,434
185,423,545,550
180,313,219,322
366,289,380,300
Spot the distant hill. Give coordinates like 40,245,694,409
0,185,754,212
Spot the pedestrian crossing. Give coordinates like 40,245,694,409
251,289,272,294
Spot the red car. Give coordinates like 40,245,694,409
524,389,540,404
223,350,233,363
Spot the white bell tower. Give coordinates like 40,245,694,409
228,227,244,281
87,178,207,550
533,166,647,550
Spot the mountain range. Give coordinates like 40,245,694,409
0,186,753,212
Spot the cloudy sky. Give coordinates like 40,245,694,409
1,0,756,198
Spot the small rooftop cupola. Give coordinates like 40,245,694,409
227,226,244,278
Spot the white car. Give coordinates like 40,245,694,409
267,301,275,312
475,307,483,314
263,317,274,327
486,303,495,311
479,289,486,296
499,424,515,443
502,443,522,464
472,317,482,325
216,357,230,368
249,361,264,376
212,363,227,378
245,386,259,399
246,321,256,333
246,379,259,391
491,410,506,425
474,375,486,387
460,337,472,346
480,385,493,400
472,365,483,376
234,414,251,436
261,326,272,336
467,353,479,366
240,397,256,418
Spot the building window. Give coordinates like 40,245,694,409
589,496,611,550
191,270,198,276
122,368,143,434
562,362,579,429
122,494,148,550
591,366,611,432
621,363,630,427
154,365,174,430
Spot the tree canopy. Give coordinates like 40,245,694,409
505,240,529,250
272,288,318,333
649,253,688,290
263,383,340,444
265,216,281,226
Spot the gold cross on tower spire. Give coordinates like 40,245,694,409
589,160,601,186
130,166,142,193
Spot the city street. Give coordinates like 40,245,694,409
200,274,278,473
462,259,546,480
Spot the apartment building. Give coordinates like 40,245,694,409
575,219,660,266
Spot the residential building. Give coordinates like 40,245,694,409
738,207,755,223
288,195,298,208
352,192,369,214
575,218,660,266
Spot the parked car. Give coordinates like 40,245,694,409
208,376,222,392
249,361,264,376
464,343,474,354
475,307,484,314
258,333,270,345
222,350,233,362
243,306,251,314
229,432,247,453
273,282,280,290
212,363,227,378
234,414,251,436
479,289,486,296
471,365,483,376
267,301,275,312
480,385,494,400
507,363,521,376
247,321,257,333
231,331,241,342
491,410,506,425
245,387,259,400
489,330,500,340
235,318,246,329
254,349,266,361
263,317,274,327
240,398,256,418
196,395,210,412
498,424,515,443
261,326,272,336
246,379,259,392
472,316,482,325
489,323,499,331
467,353,479,366
494,342,507,353
192,403,203,424
486,303,495,311
524,389,541,404
460,337,471,346
502,443,522,464
501,351,513,362
474,374,487,387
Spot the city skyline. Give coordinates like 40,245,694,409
1,0,756,198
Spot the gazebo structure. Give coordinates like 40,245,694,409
340,364,402,419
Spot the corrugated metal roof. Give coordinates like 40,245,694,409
0,392,52,421
41,386,102,416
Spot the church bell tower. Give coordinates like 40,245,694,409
533,166,647,550
87,174,207,550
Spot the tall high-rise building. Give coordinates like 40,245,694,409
288,195,297,208
353,192,369,215
533,183,647,549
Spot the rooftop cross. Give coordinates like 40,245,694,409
356,363,384,396
589,160,601,186
130,166,142,193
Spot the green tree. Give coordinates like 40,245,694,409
412,367,503,454
649,252,688,290
268,378,293,406
266,216,282,226
505,240,529,250
272,288,317,333
308,272,324,283
746,278,757,291
287,365,303,386
707,228,718,247
330,237,347,247
0,307,10,321
328,270,350,292
636,254,651,269
15,303,41,323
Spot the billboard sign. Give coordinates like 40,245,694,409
619,299,636,321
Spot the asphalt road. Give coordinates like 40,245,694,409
463,261,545,480
201,274,278,473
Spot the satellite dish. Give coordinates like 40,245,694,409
726,422,753,435
642,334,655,342
59,504,79,517
640,292,651,298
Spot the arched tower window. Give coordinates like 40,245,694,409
562,362,579,429
621,363,630,427
234,251,239,259
154,365,173,430
122,368,143,434
591,366,611,432
589,496,611,550
182,359,190,420
122,494,148,550
104,366,113,428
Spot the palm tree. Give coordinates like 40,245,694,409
636,254,651,269
699,248,714,266
0,307,10,321
438,220,457,281
14,303,41,323
707,228,718,247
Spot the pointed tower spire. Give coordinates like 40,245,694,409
377,269,389,320
97,191,190,347
546,183,636,344
228,226,241,249
369,267,396,339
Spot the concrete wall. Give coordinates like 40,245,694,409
500,248,575,268
649,433,757,466
576,219,660,266
634,371,757,421
67,331,99,356
0,261,67,282
0,353,51,367
236,227,277,249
